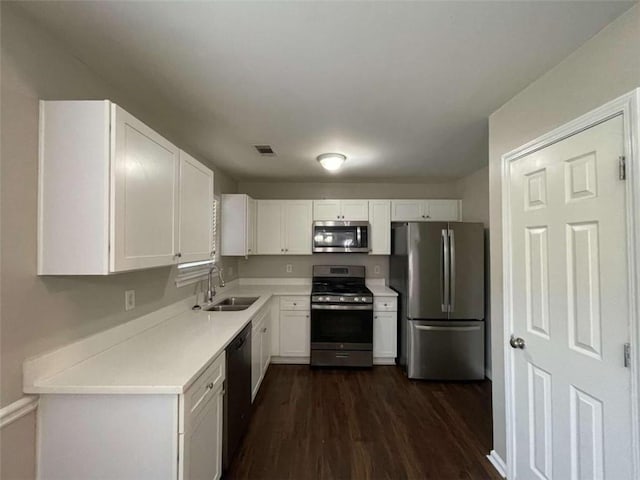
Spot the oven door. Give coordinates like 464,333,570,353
310,305,373,350
312,221,369,253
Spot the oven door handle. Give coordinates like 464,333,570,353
311,304,373,311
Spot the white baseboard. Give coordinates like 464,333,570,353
373,358,396,365
0,395,39,428
486,450,507,478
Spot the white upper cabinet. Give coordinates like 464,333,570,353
38,100,213,275
221,194,256,257
284,200,313,254
256,200,312,255
391,199,460,222
313,199,368,221
178,151,214,264
368,200,391,255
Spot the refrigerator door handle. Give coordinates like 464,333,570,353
441,229,449,312
448,228,455,312
414,325,482,332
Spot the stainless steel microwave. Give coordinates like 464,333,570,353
312,221,369,253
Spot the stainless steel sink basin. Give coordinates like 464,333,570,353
214,296,259,306
203,296,259,312
205,305,250,312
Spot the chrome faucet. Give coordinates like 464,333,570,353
205,264,225,303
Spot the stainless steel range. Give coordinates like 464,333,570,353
310,265,373,367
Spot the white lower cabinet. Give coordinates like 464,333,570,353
273,296,310,361
38,353,226,480
373,296,397,364
251,305,272,402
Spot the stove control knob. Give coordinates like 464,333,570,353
354,297,360,302
339,296,345,302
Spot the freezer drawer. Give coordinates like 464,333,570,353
407,320,484,380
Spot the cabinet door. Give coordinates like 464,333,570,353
373,312,397,358
261,319,271,375
279,311,310,356
283,200,312,254
251,321,263,402
313,200,341,221
247,197,257,255
390,200,424,221
425,200,460,221
368,200,390,255
256,200,284,254
178,151,214,263
181,388,223,480
341,200,369,221
111,105,180,271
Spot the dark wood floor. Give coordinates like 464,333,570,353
226,365,499,480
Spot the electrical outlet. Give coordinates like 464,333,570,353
374,265,381,275
125,290,136,311
286,264,293,273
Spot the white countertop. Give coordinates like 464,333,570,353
24,281,393,396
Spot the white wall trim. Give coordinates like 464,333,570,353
0,395,39,428
23,296,197,391
501,88,640,479
486,450,507,478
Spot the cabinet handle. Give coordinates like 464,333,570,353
374,316,378,319
207,382,214,390
281,248,284,252
285,248,288,252
293,302,297,306
337,215,340,219
262,327,267,333
306,315,310,318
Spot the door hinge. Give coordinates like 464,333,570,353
619,156,626,180
624,342,631,368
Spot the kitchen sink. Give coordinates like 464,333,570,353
203,296,259,312
215,296,259,306
205,305,250,312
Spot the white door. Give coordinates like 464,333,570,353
261,315,271,375
341,199,369,220
256,200,283,254
425,199,460,221
247,197,257,255
373,312,397,358
369,200,391,255
178,151,214,263
111,105,180,271
251,320,262,401
391,200,424,221
181,388,223,480
508,116,632,479
283,200,312,254
279,311,310,356
313,200,341,220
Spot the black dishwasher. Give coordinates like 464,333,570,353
222,322,252,473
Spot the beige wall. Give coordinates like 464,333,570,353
488,5,640,460
0,6,237,479
239,181,460,200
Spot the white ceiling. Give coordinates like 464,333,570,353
13,1,634,182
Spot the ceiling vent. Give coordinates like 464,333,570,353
254,145,275,156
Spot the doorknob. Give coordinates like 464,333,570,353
510,335,526,349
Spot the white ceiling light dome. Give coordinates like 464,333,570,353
317,153,346,172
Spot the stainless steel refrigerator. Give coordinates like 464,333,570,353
390,222,485,380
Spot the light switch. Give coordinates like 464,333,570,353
374,265,381,274
286,264,293,273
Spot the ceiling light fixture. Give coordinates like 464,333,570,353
317,153,346,172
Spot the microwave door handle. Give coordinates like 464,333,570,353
356,226,361,247
448,228,455,312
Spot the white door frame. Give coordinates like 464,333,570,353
501,88,640,480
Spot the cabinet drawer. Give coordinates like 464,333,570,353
185,353,225,420
374,297,397,312
279,296,310,311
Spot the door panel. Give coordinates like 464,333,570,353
509,115,632,479
284,200,312,254
256,201,283,254
448,222,484,320
406,222,448,319
391,200,423,221
313,200,341,221
426,200,460,221
369,200,391,255
341,200,369,220
407,320,484,380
